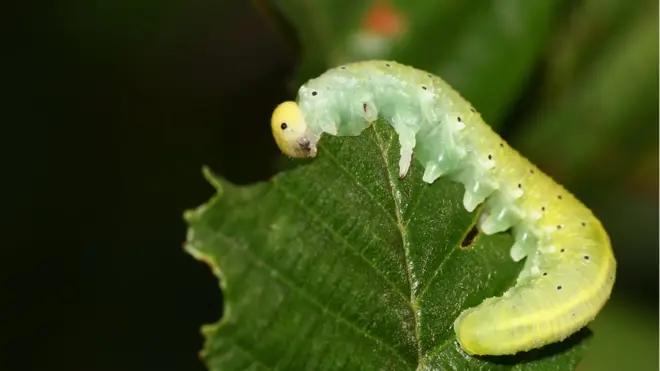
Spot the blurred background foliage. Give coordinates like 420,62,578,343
3,0,657,370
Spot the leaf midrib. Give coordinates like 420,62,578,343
370,125,424,366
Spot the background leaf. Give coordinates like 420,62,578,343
185,121,591,370
512,5,659,189
271,0,568,128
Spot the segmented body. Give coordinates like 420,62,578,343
270,60,616,356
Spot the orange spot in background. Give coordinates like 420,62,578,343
362,0,406,37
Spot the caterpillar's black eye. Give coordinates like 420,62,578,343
280,123,288,130
311,90,318,96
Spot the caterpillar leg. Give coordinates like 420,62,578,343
423,161,443,183
387,111,420,179
397,127,416,179
362,102,378,123
510,243,526,262
510,227,537,262
422,148,463,184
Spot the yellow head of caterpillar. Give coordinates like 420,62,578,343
271,101,317,158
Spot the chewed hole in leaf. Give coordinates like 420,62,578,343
460,224,480,248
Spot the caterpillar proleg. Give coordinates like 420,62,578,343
270,60,616,356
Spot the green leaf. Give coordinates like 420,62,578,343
184,121,591,370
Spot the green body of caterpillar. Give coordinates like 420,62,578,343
270,60,616,356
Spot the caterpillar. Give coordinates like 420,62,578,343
269,60,616,356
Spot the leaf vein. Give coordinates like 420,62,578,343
271,179,410,303
225,339,273,370
417,246,459,301
371,125,423,364
404,184,429,227
211,230,414,367
318,142,398,225
420,336,455,364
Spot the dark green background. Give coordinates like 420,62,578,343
3,0,657,370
